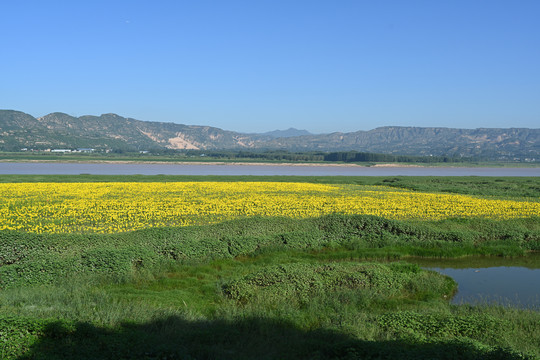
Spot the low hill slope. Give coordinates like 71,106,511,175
1,110,538,160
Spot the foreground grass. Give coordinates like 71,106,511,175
0,258,538,359
1,255,538,359
0,215,539,359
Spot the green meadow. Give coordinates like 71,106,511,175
0,176,538,359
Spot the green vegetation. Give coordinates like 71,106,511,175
0,176,538,359
182,149,470,164
2,214,538,289
222,262,456,305
1,214,539,359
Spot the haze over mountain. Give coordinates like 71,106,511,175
1,110,539,161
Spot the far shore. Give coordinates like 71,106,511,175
0,159,426,167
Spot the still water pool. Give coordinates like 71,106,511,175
408,254,540,308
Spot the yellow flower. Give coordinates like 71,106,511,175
0,182,537,234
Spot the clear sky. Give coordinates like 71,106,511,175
1,1,539,133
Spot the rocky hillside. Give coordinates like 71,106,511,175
262,126,540,160
0,110,260,152
1,110,538,160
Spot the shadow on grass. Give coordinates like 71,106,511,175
14,316,528,360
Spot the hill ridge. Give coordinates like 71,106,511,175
1,110,538,160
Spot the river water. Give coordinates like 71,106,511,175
1,162,539,176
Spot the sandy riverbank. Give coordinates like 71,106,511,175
0,159,426,167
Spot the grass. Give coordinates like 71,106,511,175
0,215,539,358
0,176,538,359
1,251,538,359
1,214,539,289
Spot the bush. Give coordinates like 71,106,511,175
222,262,455,305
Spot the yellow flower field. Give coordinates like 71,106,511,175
0,182,538,234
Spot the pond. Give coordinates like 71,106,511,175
408,254,540,308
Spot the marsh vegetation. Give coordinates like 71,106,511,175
0,176,538,359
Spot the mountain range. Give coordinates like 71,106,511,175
1,110,539,161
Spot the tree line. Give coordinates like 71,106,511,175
182,150,470,163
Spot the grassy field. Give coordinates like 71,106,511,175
0,176,538,359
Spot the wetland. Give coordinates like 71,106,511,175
0,175,538,359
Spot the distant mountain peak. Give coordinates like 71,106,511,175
262,128,312,138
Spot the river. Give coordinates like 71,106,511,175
1,162,539,176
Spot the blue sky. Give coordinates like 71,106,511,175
1,1,539,133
